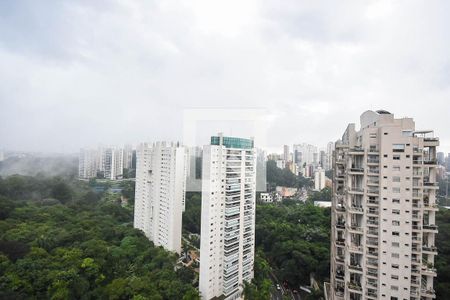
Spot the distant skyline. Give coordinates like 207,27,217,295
1,1,449,154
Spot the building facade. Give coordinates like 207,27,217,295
330,110,439,300
315,167,326,191
283,145,290,163
123,144,134,170
78,148,99,179
199,134,256,300
133,142,187,254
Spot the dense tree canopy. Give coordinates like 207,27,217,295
0,175,199,300
183,193,201,235
436,208,450,298
255,202,331,288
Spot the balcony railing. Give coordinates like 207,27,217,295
348,206,364,213
348,244,363,252
367,220,379,226
367,180,379,185
349,187,364,193
366,259,378,267
336,223,346,229
366,291,377,298
335,272,345,280
423,224,438,231
336,239,346,246
422,245,438,253
336,205,346,212
348,264,363,272
367,200,379,206
366,250,378,257
348,225,363,233
366,209,379,215
366,270,378,277
421,289,436,296
367,189,379,195
350,166,364,173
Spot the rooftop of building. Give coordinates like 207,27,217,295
210,134,254,149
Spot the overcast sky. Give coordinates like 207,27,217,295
0,0,449,154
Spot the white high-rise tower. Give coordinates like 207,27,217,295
133,142,187,254
199,134,256,300
330,110,439,300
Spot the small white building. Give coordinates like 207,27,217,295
260,192,273,203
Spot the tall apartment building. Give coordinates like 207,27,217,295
103,147,124,180
293,143,318,167
199,134,256,300
330,110,439,300
327,141,335,171
123,144,134,170
283,145,290,163
320,150,327,169
78,148,99,179
447,153,450,171
315,167,326,191
133,142,187,254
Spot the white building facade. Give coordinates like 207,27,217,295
199,134,256,300
78,148,100,179
314,167,326,190
330,110,439,300
133,142,187,254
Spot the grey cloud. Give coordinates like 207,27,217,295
0,0,449,153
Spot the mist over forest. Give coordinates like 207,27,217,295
0,155,78,177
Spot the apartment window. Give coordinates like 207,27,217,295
391,275,399,280
392,231,400,236
392,198,400,203
393,144,405,152
392,220,400,226
392,242,399,247
402,131,413,137
393,209,400,214
393,166,400,171
392,253,400,258
393,155,401,160
392,264,399,269
393,176,401,182
392,187,400,193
